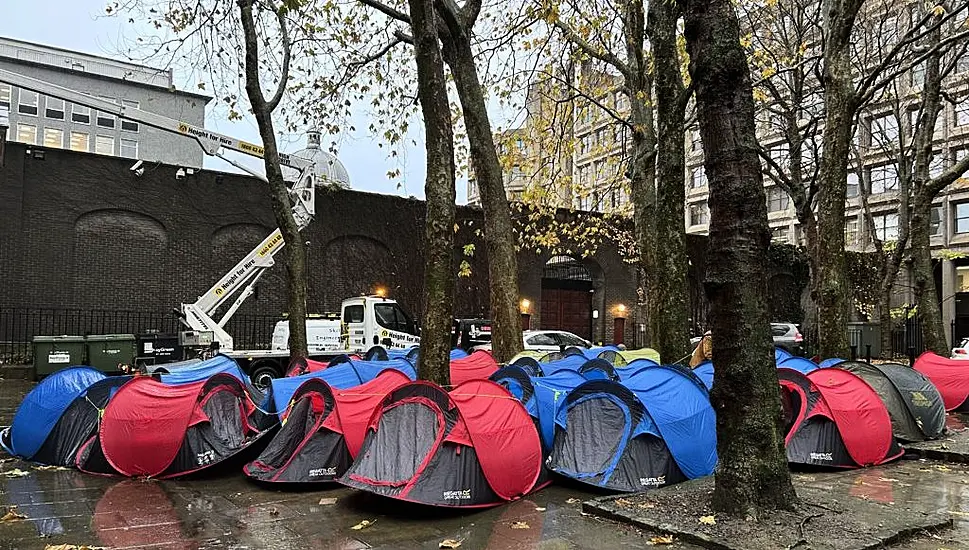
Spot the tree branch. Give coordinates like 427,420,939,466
358,0,411,24
264,0,290,112
463,0,482,27
552,19,631,80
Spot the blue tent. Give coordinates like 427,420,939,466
775,347,794,363
157,354,247,385
778,356,820,374
269,358,416,413
490,366,591,451
546,365,717,492
819,358,845,368
1,366,105,460
692,361,715,390
450,348,469,361
536,354,588,375
583,345,620,359
578,358,619,381
615,358,661,381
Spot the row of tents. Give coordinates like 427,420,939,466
2,344,967,509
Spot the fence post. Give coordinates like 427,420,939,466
952,320,957,348
908,346,916,367
865,344,871,364
850,345,857,361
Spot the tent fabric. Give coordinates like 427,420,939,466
339,380,544,507
778,356,820,375
617,348,662,364
692,361,715,390
510,357,543,376
578,359,620,381
157,354,247,385
269,359,416,414
914,352,969,411
450,350,500,386
490,367,592,450
536,355,588,375
778,367,902,468
597,350,628,366
775,347,794,363
94,373,271,478
510,351,544,363
285,357,332,377
3,366,106,460
450,349,469,361
615,358,661,381
563,346,588,357
820,358,846,368
837,361,945,442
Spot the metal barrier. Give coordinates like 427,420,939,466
0,307,278,364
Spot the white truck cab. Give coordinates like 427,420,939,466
271,296,420,354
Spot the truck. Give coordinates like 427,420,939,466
0,69,420,386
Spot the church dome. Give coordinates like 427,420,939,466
286,129,350,188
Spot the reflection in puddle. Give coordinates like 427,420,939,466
94,480,197,550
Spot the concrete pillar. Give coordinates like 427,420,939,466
942,258,956,347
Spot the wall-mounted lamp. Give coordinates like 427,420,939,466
374,286,388,297
614,303,627,318
520,298,531,314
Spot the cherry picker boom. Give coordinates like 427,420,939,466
0,68,316,353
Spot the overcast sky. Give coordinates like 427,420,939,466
0,0,466,202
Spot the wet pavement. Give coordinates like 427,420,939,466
2,377,969,549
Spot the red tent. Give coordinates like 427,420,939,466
244,369,410,483
779,368,902,468
339,379,545,507
914,352,969,411
286,355,361,377
450,350,499,385
79,373,272,478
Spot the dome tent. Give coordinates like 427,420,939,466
914,352,969,411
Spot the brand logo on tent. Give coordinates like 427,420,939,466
809,452,833,461
639,475,666,487
309,467,337,477
443,489,471,500
197,450,216,465
910,391,933,408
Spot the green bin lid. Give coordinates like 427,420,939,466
32,335,86,342
86,334,137,342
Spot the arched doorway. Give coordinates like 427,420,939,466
541,255,594,340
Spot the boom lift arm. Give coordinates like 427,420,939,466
0,69,318,351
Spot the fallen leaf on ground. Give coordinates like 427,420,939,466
1,509,27,522
566,498,581,504
698,515,716,525
647,535,675,545
936,465,951,472
33,465,68,471
877,478,899,483
614,498,634,507
535,507,546,512
439,539,462,549
948,510,969,517
511,521,530,529
318,497,338,505
1,469,29,478
352,519,375,530
44,546,108,550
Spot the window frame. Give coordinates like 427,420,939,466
70,131,90,152
94,134,115,155
43,127,64,148
45,97,65,120
18,89,38,116
869,163,899,194
17,123,37,144
955,203,969,234
72,104,91,124
120,100,140,132
96,97,117,129
119,138,139,159
0,83,11,110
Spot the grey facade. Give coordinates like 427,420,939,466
0,37,210,168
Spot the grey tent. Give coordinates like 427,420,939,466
836,361,946,442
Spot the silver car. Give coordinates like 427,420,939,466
474,330,592,352
690,323,803,355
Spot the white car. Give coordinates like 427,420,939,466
474,330,592,352
951,338,969,359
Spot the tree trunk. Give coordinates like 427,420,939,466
814,2,860,359
238,0,308,360
877,281,894,359
646,0,691,362
621,0,658,352
443,37,524,363
680,0,798,516
911,198,947,354
407,0,455,385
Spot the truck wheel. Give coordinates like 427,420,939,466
249,362,281,391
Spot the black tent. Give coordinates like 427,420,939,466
836,361,946,442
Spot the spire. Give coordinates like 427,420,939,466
307,128,321,150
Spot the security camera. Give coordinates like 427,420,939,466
175,167,186,180
130,160,144,176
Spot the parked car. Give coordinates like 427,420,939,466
474,330,592,353
951,338,969,359
690,323,804,355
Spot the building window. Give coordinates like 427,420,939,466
18,90,38,116
95,135,114,155
768,143,789,166
772,226,791,243
929,153,946,179
872,213,899,241
611,188,620,208
767,187,790,212
43,128,64,148
955,203,969,234
0,84,10,110
845,217,859,244
45,97,65,120
120,138,138,159
689,203,708,226
70,131,90,152
956,99,969,127
690,166,707,188
847,171,860,198
690,131,702,152
870,113,898,147
957,52,969,74
17,123,37,144
930,206,942,236
910,62,925,88
870,164,899,194
72,104,91,124
97,97,117,129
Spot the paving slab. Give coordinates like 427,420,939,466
584,470,954,550
903,414,969,463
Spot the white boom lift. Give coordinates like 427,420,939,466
0,69,315,352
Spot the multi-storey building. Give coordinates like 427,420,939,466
0,37,210,167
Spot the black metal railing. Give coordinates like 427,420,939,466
0,307,279,364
